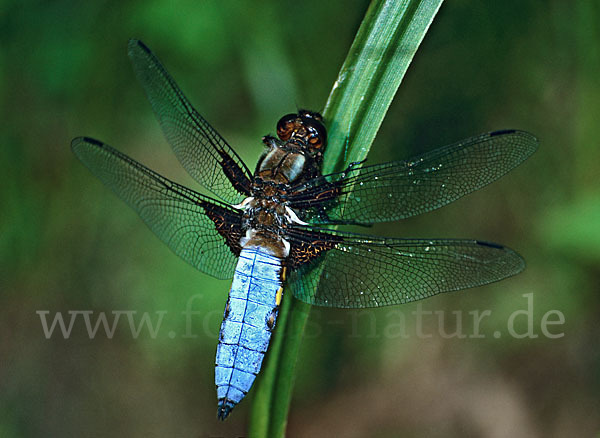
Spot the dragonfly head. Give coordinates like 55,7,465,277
276,110,327,158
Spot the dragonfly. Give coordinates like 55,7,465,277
72,39,538,420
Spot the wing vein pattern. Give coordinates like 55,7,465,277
289,130,538,225
72,137,242,280
128,39,252,204
286,226,525,308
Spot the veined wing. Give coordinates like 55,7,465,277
288,130,538,225
285,226,524,308
72,137,243,280
128,39,253,204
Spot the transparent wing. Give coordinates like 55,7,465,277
128,39,253,204
72,137,243,280
289,130,538,225
286,227,524,308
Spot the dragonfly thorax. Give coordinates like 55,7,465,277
256,146,313,184
243,198,288,229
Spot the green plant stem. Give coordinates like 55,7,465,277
248,0,443,436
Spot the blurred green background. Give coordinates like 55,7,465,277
2,0,599,436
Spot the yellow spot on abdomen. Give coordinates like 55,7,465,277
275,286,283,306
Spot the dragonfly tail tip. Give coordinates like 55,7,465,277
217,400,234,421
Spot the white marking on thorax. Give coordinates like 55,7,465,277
232,197,254,210
284,206,308,225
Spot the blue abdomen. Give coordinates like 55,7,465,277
215,247,283,420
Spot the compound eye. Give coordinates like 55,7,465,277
307,126,323,148
276,113,297,141
304,119,327,150
298,109,324,122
